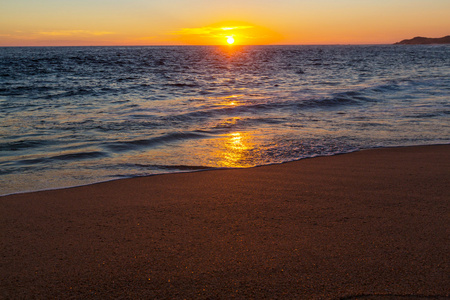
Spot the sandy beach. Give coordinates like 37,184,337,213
1,145,449,299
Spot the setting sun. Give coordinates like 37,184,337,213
227,36,235,44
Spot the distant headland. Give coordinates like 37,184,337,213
395,35,450,45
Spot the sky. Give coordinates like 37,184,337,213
1,0,449,46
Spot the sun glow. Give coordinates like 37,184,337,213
172,21,282,45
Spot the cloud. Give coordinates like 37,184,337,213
38,30,114,36
173,25,254,38
221,26,253,31
173,27,214,36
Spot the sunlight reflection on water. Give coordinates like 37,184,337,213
1,45,449,194
216,132,255,168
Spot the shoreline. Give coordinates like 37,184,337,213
2,143,448,198
1,144,449,299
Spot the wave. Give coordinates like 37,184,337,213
103,131,209,152
0,151,109,175
165,82,200,88
159,89,376,123
14,151,108,165
128,163,213,171
0,139,56,152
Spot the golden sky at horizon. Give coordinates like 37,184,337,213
1,0,449,46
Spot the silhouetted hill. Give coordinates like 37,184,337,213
395,36,450,45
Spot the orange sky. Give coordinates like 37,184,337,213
1,0,449,46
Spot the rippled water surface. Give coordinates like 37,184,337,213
1,45,449,194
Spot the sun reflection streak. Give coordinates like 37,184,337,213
217,44,243,56
217,95,241,107
216,132,254,168
230,132,244,148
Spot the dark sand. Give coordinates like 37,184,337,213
1,145,449,299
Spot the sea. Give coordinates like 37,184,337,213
1,45,449,195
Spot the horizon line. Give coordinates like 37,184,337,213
0,43,404,48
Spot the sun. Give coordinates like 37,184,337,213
226,36,235,45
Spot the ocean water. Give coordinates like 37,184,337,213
1,45,449,195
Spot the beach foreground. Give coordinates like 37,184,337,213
1,145,449,299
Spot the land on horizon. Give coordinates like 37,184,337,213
395,35,450,45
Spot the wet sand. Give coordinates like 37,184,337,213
1,145,449,299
